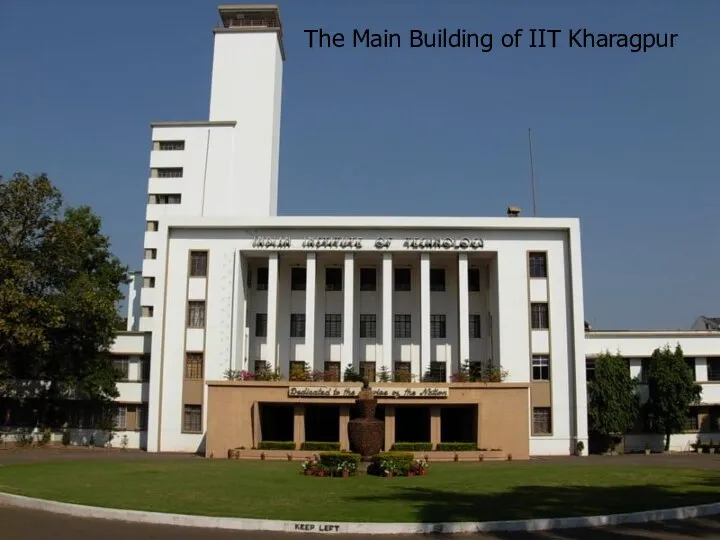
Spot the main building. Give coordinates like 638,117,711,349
104,5,720,458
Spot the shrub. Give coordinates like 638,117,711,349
258,441,296,450
391,442,433,451
318,451,361,473
368,452,414,476
300,441,341,451
436,442,478,451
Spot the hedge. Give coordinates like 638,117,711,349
300,441,341,451
318,451,361,470
258,441,296,450
436,442,478,452
391,442,433,451
368,452,415,476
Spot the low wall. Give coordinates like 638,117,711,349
224,449,513,462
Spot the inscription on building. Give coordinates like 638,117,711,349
250,236,484,251
402,237,484,250
251,237,291,249
288,386,449,398
301,237,363,249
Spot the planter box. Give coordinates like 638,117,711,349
411,450,509,462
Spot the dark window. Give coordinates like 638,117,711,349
708,358,720,381
189,251,208,277
255,313,267,337
394,361,411,382
290,314,305,338
639,358,651,383
470,314,482,339
185,353,204,379
359,314,377,338
256,267,268,290
187,301,206,328
468,268,481,292
291,267,306,291
325,314,342,338
113,358,129,380
156,167,183,178
394,268,411,291
530,303,549,329
394,314,411,339
532,355,550,381
427,361,446,382
324,361,341,381
137,406,148,430
430,268,445,291
360,361,376,382
246,268,252,288
325,267,343,291
158,140,185,151
529,252,547,278
586,358,595,381
532,407,552,435
183,405,202,433
359,268,376,291
685,411,699,432
141,357,151,381
430,314,446,339
686,358,696,380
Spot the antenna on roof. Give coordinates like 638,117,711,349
528,128,537,217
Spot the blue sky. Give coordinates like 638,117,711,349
1,0,718,330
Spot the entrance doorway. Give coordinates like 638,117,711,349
304,405,340,442
395,406,430,442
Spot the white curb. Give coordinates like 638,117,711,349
0,492,719,534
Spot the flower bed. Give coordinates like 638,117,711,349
367,452,429,477
300,452,361,477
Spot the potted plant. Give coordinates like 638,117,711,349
260,452,266,461
575,440,584,456
287,453,293,462
710,440,716,454
644,442,651,456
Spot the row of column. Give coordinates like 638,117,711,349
262,252,473,373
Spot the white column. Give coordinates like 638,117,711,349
420,253,431,378
266,252,279,372
457,253,470,371
342,253,355,373
305,253,317,370
382,253,393,375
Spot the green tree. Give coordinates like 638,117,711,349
587,351,640,451
0,172,129,424
644,344,702,451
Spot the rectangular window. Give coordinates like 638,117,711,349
289,361,306,380
184,353,204,379
146,220,159,232
141,305,154,317
256,267,268,290
685,411,699,432
187,301,206,328
144,248,157,260
468,268,481,292
189,251,208,277
325,314,342,338
532,355,550,381
114,405,127,430
148,194,181,204
136,406,148,430
359,314,377,338
359,361,376,382
530,303,549,329
529,252,547,278
291,267,306,291
255,313,267,337
586,358,596,382
113,358,129,380
143,276,155,288
430,268,445,292
154,167,183,178
325,267,343,291
290,313,305,338
183,405,202,433
708,358,720,381
324,361,341,382
428,361,447,382
394,361,412,382
430,314,446,339
141,356,151,381
394,314,411,339
359,268,376,291
470,314,482,339
156,140,185,151
686,358,696,380
394,268,411,291
532,407,552,435
639,358,651,383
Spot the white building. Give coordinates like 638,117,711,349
102,5,719,456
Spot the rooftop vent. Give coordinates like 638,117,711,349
507,206,521,217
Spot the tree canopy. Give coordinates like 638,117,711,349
587,351,640,440
0,172,128,417
644,344,702,451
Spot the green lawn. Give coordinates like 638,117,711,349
0,460,717,523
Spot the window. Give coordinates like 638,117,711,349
532,355,550,381
532,407,552,435
324,361,341,382
143,276,155,288
468,268,481,292
246,269,252,288
141,356,151,381
394,268,411,291
141,305,154,317
639,358,651,383
187,301,206,328
154,167,183,178
360,361,376,382
185,353,204,379
156,140,185,151
290,314,305,338
291,267,306,291
430,314,446,339
144,248,157,260
289,361,307,380
685,411,699,432
136,406,148,430
586,358,596,381
426,361,447,382
189,251,208,277
146,220,159,232
470,314,482,339
529,252,547,278
113,358,129,380
325,314,342,338
325,267,343,291
255,313,267,337
430,268,445,292
394,314,411,339
148,194,181,204
708,358,720,381
686,358,696,380
183,405,202,433
359,314,377,338
530,303,549,329
394,361,411,382
256,267,268,290
114,405,127,430
359,268,376,291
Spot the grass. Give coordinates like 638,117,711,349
0,460,717,523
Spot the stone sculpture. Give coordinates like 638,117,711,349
347,377,384,459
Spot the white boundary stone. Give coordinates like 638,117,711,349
0,492,719,534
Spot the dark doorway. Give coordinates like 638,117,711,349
305,405,340,442
259,404,293,442
441,406,476,443
395,406,430,442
